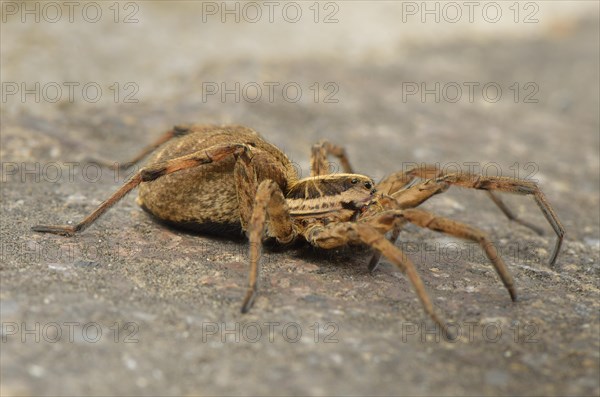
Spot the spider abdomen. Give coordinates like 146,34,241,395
137,125,294,235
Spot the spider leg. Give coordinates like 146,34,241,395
485,191,544,235
378,165,547,237
391,179,450,209
396,208,517,301
367,227,401,272
431,173,564,266
32,143,250,236
365,180,449,271
310,140,354,176
233,148,290,230
86,125,194,170
368,167,447,270
376,164,441,195
240,180,296,313
305,221,452,338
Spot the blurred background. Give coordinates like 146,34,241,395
3,1,598,178
2,1,599,396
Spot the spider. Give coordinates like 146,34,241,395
33,124,564,334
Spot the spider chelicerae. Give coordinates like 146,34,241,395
33,124,565,334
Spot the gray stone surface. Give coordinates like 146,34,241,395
1,2,599,396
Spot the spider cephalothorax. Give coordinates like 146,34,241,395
286,174,376,223
33,124,564,335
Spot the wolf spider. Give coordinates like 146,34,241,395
33,124,564,334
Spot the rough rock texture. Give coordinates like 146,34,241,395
1,3,598,396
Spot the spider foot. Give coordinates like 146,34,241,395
31,224,77,236
240,288,257,313
367,252,382,273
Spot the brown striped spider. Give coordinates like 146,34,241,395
33,125,564,335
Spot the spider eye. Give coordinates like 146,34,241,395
351,178,358,184
364,182,372,189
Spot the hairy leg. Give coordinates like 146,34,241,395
305,220,451,337
310,140,354,176
86,125,194,170
378,165,542,231
431,173,564,265
485,191,544,235
397,208,517,301
240,180,296,313
376,164,441,195
363,205,516,299
378,166,564,265
364,179,449,270
32,143,250,236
